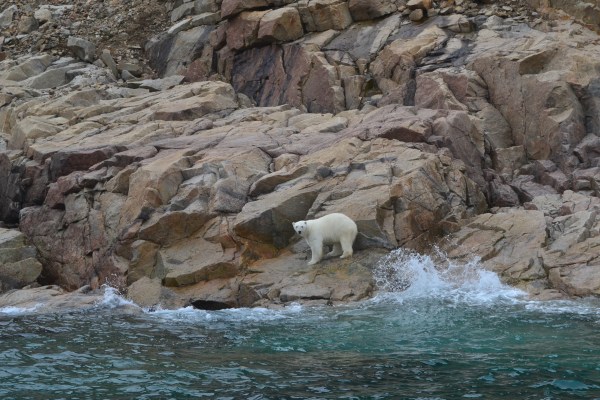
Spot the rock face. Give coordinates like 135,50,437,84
2,0,600,309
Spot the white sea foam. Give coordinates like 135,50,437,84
148,302,306,323
372,248,526,305
523,298,600,316
97,285,139,309
0,304,40,315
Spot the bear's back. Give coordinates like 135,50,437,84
308,213,357,241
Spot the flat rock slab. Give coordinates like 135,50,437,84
0,286,107,313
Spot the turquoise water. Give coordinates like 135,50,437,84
1,250,600,400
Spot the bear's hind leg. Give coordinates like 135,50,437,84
340,236,354,259
326,243,343,258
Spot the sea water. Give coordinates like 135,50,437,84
1,249,600,399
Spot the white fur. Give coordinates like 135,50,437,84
292,213,358,265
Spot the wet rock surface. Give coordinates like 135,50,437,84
2,0,600,311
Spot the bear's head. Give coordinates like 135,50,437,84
292,220,307,236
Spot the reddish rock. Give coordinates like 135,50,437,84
225,10,267,50
257,7,304,43
407,0,433,10
348,0,397,21
221,0,268,19
49,146,124,181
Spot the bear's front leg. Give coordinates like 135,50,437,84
308,241,323,265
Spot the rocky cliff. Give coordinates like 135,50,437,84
2,0,600,310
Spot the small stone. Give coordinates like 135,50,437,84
34,8,53,24
121,69,136,81
409,8,425,21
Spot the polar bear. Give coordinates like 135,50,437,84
292,213,358,265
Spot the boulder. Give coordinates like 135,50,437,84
160,238,238,287
298,0,353,32
221,0,269,19
171,2,195,22
100,50,119,78
67,37,96,62
257,7,304,43
348,0,396,21
18,16,38,34
225,10,268,50
323,13,400,60
1,54,54,81
0,5,17,29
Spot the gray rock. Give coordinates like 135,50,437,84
23,68,69,89
194,0,220,14
118,62,143,77
22,62,87,89
67,36,96,62
1,54,54,81
18,16,38,34
121,69,136,81
100,49,119,78
34,8,53,24
171,2,195,23
0,5,17,29
146,25,214,77
323,13,400,60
